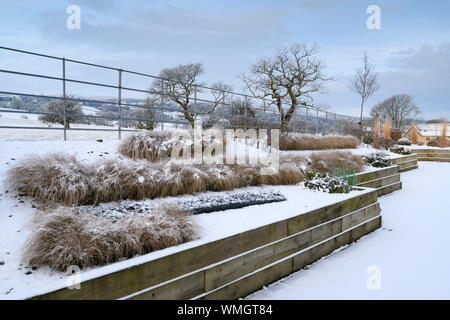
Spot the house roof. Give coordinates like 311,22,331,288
407,123,450,137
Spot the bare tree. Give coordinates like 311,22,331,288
154,63,231,128
132,95,158,130
154,63,203,128
349,52,380,126
39,96,84,128
239,43,330,127
370,94,420,130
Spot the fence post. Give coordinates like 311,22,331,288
244,95,248,130
334,113,337,134
305,108,309,133
293,110,296,132
62,58,67,141
263,100,267,122
315,109,319,134
325,112,329,134
160,79,164,131
194,85,197,128
118,69,122,139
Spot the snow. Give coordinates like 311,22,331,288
246,161,450,300
80,106,100,116
0,132,432,300
0,107,136,141
409,145,450,150
0,139,366,300
282,144,405,160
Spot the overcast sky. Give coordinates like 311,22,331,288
1,0,449,119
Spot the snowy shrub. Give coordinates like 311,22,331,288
363,153,392,168
279,133,359,150
379,138,395,150
389,146,411,155
397,138,412,146
300,172,352,194
362,132,373,145
23,204,196,271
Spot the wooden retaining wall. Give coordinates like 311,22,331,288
31,189,381,300
355,165,402,197
411,149,450,162
390,154,419,172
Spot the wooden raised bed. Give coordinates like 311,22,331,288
31,188,381,300
411,149,450,162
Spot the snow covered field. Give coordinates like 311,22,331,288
246,161,450,300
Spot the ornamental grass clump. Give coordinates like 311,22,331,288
383,120,392,140
440,120,448,148
411,124,418,145
118,131,174,162
8,147,366,207
23,204,197,271
307,151,364,174
373,118,380,149
279,133,359,150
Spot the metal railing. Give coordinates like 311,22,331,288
0,46,359,140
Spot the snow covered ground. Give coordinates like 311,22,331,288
0,108,135,141
246,161,450,300
0,138,369,300
0,131,417,299
409,145,450,150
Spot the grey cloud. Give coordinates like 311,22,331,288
37,3,290,56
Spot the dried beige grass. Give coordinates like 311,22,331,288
411,123,418,145
383,120,391,140
23,204,196,271
118,131,174,162
279,133,359,150
440,120,448,148
307,151,365,173
7,153,94,206
119,130,226,162
8,151,363,206
373,118,380,149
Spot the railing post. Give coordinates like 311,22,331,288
263,100,267,122
160,79,164,131
325,112,329,134
62,58,67,141
118,69,122,139
244,95,248,130
315,109,319,134
334,113,337,134
293,110,296,132
194,85,197,127
305,108,309,133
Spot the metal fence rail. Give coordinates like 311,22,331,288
0,46,359,140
